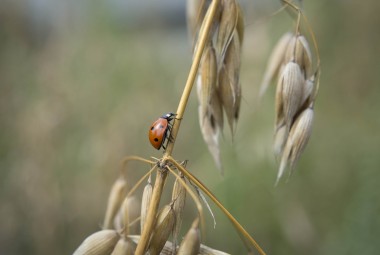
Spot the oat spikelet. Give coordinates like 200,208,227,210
209,88,224,130
116,196,140,235
285,35,313,78
199,104,223,173
219,32,241,135
280,61,305,130
198,44,218,120
148,205,175,255
110,237,136,255
140,176,153,233
277,107,314,184
216,0,238,63
302,75,315,107
259,32,293,98
103,176,127,229
177,218,201,255
273,124,288,159
73,230,119,255
171,173,187,253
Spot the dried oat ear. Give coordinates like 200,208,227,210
260,0,321,183
191,0,244,171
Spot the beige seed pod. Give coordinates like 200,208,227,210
259,32,293,98
103,176,127,229
277,107,314,184
140,177,153,233
218,32,241,135
177,218,201,255
198,44,218,120
199,105,223,173
148,205,176,255
285,35,313,78
273,124,288,159
117,195,140,235
301,75,315,107
209,88,224,131
73,230,119,255
223,31,241,89
275,68,285,128
113,210,123,233
216,0,238,63
171,173,187,252
122,196,141,234
110,237,136,255
281,61,305,129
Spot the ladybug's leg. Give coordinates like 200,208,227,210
162,129,169,151
166,124,175,143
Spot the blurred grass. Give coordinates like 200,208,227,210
1,1,380,255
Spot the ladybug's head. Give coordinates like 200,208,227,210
162,112,176,121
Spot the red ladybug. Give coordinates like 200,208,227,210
148,113,176,150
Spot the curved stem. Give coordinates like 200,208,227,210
126,165,157,198
167,156,266,255
166,165,205,235
280,0,321,101
120,156,155,178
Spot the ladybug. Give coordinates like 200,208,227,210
148,113,176,150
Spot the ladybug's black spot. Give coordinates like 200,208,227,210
159,125,164,129
154,138,159,142
151,126,154,130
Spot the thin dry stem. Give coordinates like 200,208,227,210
166,156,266,255
126,165,157,198
120,156,155,177
166,166,205,235
281,0,321,100
135,2,221,253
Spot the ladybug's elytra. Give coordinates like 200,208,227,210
148,113,176,150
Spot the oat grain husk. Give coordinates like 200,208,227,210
73,230,119,255
103,177,127,229
148,205,175,255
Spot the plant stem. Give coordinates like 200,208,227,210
134,170,167,255
164,0,220,157
168,156,266,255
134,1,220,254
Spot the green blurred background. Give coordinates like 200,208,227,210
1,0,380,254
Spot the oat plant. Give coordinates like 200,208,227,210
73,0,320,254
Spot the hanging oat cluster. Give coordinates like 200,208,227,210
260,28,319,183
187,0,244,172
73,164,229,255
